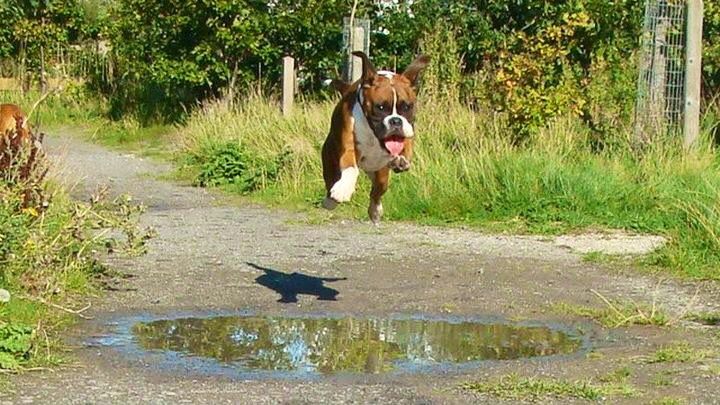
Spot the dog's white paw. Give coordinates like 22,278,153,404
329,167,359,203
330,181,355,202
368,202,383,225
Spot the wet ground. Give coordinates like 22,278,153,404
3,132,720,404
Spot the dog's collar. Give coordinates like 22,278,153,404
354,87,369,124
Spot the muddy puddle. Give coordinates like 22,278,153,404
94,313,588,378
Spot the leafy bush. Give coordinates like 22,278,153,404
0,0,101,82
193,141,289,194
704,1,720,94
103,0,360,121
0,324,33,370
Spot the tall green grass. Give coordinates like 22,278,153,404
179,95,720,280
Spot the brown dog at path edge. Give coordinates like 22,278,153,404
0,103,34,170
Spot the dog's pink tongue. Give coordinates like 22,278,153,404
384,138,404,156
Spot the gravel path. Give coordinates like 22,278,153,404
3,132,719,404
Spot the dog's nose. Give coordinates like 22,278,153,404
389,117,403,128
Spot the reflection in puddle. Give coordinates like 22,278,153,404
131,315,583,375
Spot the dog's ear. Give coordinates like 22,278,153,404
352,51,377,85
402,55,430,87
330,78,351,95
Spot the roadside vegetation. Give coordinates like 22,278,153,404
0,113,151,375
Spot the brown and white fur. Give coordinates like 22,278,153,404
321,51,429,224
0,104,30,141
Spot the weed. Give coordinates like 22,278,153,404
461,373,637,401
0,323,33,370
191,141,290,193
645,342,714,364
599,366,632,384
652,371,676,387
582,251,634,266
551,300,668,328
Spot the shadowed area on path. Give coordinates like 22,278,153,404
247,262,347,303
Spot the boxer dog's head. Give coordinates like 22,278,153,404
352,51,429,157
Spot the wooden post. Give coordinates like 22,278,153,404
350,26,365,82
282,56,295,117
40,45,47,93
684,0,704,149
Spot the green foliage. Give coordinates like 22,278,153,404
104,0,361,121
373,0,644,137
0,0,99,80
417,21,461,102
2,0,719,134
0,323,33,370
704,1,720,94
193,141,289,194
53,0,647,130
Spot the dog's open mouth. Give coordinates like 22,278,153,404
383,135,405,157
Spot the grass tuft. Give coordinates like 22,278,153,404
645,342,714,364
550,300,669,328
461,373,637,401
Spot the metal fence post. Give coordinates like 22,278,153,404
684,0,704,149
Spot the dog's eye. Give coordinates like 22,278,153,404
375,103,386,112
399,102,413,113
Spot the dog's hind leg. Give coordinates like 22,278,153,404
321,139,340,209
368,168,390,225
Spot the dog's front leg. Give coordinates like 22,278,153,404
391,138,413,173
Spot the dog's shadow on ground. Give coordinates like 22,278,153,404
247,262,347,303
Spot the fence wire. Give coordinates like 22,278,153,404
635,0,687,139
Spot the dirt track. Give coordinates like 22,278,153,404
3,132,720,404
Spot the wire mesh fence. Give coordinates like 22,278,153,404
0,41,113,92
635,0,688,140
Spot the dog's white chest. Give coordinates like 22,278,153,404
351,103,393,172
